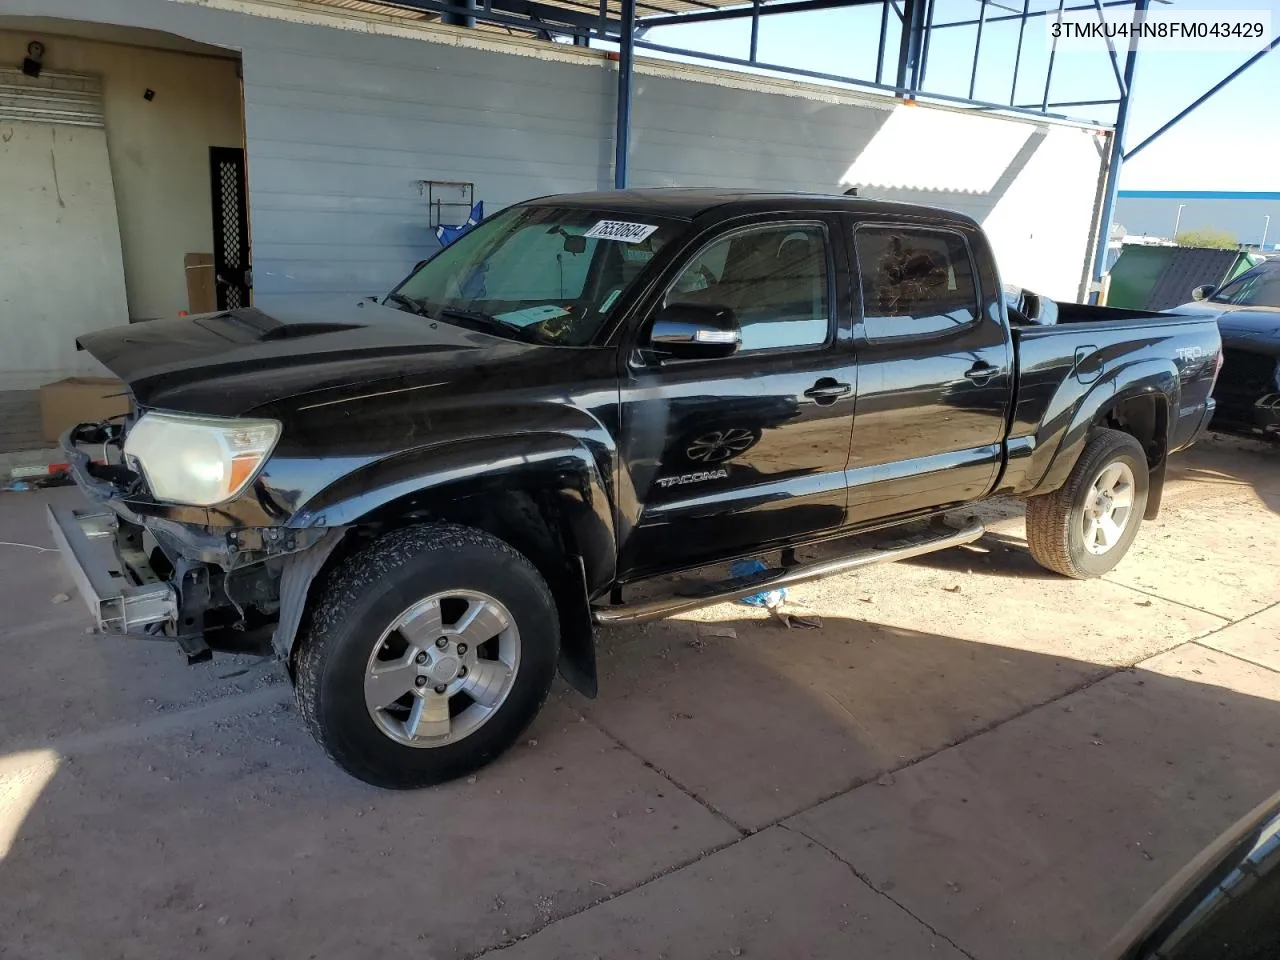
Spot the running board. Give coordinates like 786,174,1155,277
592,520,985,624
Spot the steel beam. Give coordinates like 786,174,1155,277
875,0,890,83
934,0,1132,29
918,0,936,87
1124,34,1280,161
376,0,607,35
1090,0,1148,298
1094,0,1128,96
968,0,987,99
614,0,636,189
1010,0,1030,105
749,0,761,60
634,38,1109,124
640,0,882,28
1042,0,1065,111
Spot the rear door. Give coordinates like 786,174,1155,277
617,215,856,578
844,220,1013,523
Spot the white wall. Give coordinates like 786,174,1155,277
0,29,244,321
628,70,1108,302
0,122,130,389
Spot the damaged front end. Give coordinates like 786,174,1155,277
50,420,335,663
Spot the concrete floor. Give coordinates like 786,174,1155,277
1,433,1277,960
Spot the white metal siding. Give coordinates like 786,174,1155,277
239,30,616,300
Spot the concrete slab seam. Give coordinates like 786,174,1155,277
568,704,750,837
460,832,749,959
780,822,980,960
1189,641,1280,678
1098,577,1233,622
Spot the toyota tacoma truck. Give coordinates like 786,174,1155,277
49,190,1222,788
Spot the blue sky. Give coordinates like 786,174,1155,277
649,0,1280,190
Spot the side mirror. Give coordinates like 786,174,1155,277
649,304,740,361
1191,284,1216,302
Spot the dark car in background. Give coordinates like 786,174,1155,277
1170,258,1280,437
1104,789,1280,960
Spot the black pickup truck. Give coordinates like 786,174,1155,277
50,190,1222,787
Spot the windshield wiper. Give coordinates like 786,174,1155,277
384,292,429,316
434,307,535,340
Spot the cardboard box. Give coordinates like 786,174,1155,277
39,377,131,444
185,252,217,314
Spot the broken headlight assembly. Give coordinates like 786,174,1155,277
123,412,281,506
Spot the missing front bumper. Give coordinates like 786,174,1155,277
46,505,177,635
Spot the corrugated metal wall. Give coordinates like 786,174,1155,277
5,0,1106,311
237,25,617,301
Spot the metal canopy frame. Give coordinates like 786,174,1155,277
355,0,1277,285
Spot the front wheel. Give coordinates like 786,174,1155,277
1025,428,1150,579
294,523,560,788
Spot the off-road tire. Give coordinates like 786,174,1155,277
1026,428,1150,579
294,523,559,788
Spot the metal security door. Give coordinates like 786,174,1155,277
209,146,251,310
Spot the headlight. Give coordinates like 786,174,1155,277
123,412,281,506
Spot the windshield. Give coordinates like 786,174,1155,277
389,205,681,345
1211,259,1280,309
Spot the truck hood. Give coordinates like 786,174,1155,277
1166,302,1280,355
75,299,545,415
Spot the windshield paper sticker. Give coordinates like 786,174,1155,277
494,305,569,327
584,220,659,243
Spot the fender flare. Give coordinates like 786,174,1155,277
272,434,616,697
1036,358,1179,497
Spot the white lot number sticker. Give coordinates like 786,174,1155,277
584,220,659,243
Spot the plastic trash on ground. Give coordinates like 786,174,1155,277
729,558,787,608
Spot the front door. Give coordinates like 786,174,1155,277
618,217,856,579
843,220,1012,524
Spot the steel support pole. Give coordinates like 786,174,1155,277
894,0,925,97
918,0,936,87
875,0,891,83
614,0,636,189
1090,0,1148,300
1010,0,1030,105
442,0,477,28
750,0,761,60
968,0,987,100
1042,0,1065,111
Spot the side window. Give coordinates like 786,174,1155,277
665,223,831,353
854,227,980,340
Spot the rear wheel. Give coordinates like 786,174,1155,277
294,523,559,788
1026,428,1150,579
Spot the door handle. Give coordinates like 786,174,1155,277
964,362,1002,381
803,379,852,403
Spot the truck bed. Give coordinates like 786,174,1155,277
1052,302,1170,324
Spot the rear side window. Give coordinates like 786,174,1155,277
854,227,980,341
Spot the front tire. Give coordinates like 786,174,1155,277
1026,428,1150,579
294,523,560,788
